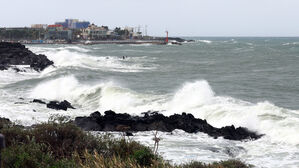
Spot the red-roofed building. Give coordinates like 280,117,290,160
48,24,63,28
47,25,63,31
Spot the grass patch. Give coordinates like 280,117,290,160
0,118,252,168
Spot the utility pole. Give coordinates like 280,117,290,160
165,31,169,43
145,25,147,36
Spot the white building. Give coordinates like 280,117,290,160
82,24,108,40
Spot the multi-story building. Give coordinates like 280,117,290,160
82,24,108,40
55,19,90,29
72,21,90,29
45,25,72,41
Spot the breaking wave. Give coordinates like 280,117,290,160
197,40,212,44
29,76,299,145
29,46,156,73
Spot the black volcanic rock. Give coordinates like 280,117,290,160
0,42,54,71
0,117,11,129
0,64,7,70
74,111,262,141
168,37,186,42
46,100,75,111
32,99,46,104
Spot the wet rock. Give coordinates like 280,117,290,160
74,111,262,141
32,99,46,104
0,64,7,70
0,42,54,71
14,102,28,104
0,117,11,129
46,100,75,111
125,132,133,136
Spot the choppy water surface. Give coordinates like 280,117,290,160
0,37,299,167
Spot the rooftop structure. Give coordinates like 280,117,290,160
31,24,48,29
55,19,90,29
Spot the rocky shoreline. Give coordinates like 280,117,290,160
32,99,76,111
6,98,263,141
0,42,53,71
30,99,262,141
74,110,262,141
1,42,261,142
1,109,262,142
1,107,262,141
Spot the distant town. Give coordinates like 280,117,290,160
0,19,178,44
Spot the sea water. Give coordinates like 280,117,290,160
0,37,298,167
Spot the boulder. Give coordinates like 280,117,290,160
0,117,11,129
32,99,46,104
0,42,54,71
74,111,262,141
46,100,75,111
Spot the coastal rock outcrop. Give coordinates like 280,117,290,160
32,99,46,104
46,100,76,111
74,111,262,141
0,42,54,71
0,117,11,128
32,99,75,111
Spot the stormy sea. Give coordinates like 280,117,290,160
1,37,298,167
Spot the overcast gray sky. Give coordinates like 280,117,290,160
1,0,298,36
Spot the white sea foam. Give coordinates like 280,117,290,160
28,76,299,145
167,80,215,114
104,130,299,168
0,68,39,86
1,74,299,168
29,75,163,115
29,45,90,53
282,42,299,46
0,91,87,126
34,48,156,73
129,43,153,47
97,83,164,114
163,80,299,145
29,75,102,109
197,40,212,44
64,45,91,52
3,43,295,168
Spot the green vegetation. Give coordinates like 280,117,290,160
0,28,45,40
114,27,129,36
0,118,252,168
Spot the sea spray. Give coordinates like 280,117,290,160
1,40,298,167
30,47,156,72
166,80,215,114
29,75,299,145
